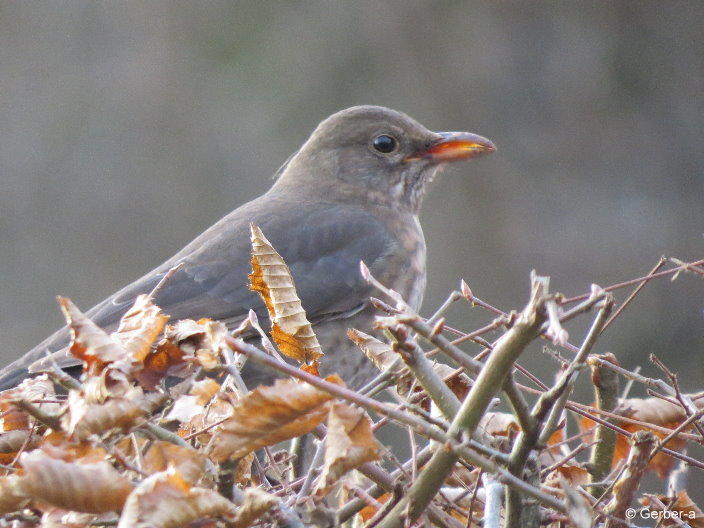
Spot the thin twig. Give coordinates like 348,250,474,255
587,353,620,496
562,257,704,304
600,257,666,333
603,431,657,528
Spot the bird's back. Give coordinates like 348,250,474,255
0,187,424,390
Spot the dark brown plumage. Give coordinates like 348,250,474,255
0,105,495,390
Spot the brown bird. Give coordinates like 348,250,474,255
0,105,495,390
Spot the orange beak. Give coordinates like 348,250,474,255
406,131,496,162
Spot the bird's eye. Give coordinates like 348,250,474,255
372,134,398,154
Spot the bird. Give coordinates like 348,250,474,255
0,105,495,391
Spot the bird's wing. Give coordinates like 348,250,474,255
4,200,393,382
91,201,392,328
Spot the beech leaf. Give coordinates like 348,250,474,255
249,223,323,364
210,376,341,461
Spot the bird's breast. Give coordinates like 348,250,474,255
377,213,427,311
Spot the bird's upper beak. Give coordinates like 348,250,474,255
405,132,496,163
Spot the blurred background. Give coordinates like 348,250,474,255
1,0,703,484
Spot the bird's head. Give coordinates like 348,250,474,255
276,105,495,213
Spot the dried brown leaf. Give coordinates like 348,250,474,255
143,441,208,485
233,452,256,487
117,468,237,528
579,393,704,477
41,510,118,527
0,475,30,514
63,387,149,440
478,411,521,438
39,431,110,463
210,376,342,461
347,328,402,375
0,430,38,464
0,375,59,432
139,318,229,385
58,297,127,372
249,223,323,364
19,449,133,512
315,402,381,494
112,294,169,362
165,395,204,424
165,379,222,425
133,340,186,390
190,378,221,405
545,464,590,489
177,393,236,445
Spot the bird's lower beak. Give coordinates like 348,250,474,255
406,131,496,162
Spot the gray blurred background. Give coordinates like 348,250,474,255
1,0,703,478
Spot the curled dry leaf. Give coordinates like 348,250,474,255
0,375,59,432
165,379,222,424
143,441,209,485
233,452,256,487
134,341,185,390
171,318,229,370
39,431,110,463
163,319,217,353
579,393,704,477
359,492,392,523
639,491,704,528
63,387,150,440
347,328,402,375
545,465,589,490
19,449,133,513
132,318,229,389
0,475,30,514
58,297,127,372
117,468,237,528
0,430,38,464
189,378,221,405
112,294,169,363
210,376,342,461
348,329,472,406
315,402,381,495
249,223,323,365
177,393,236,445
165,395,203,424
478,411,521,438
